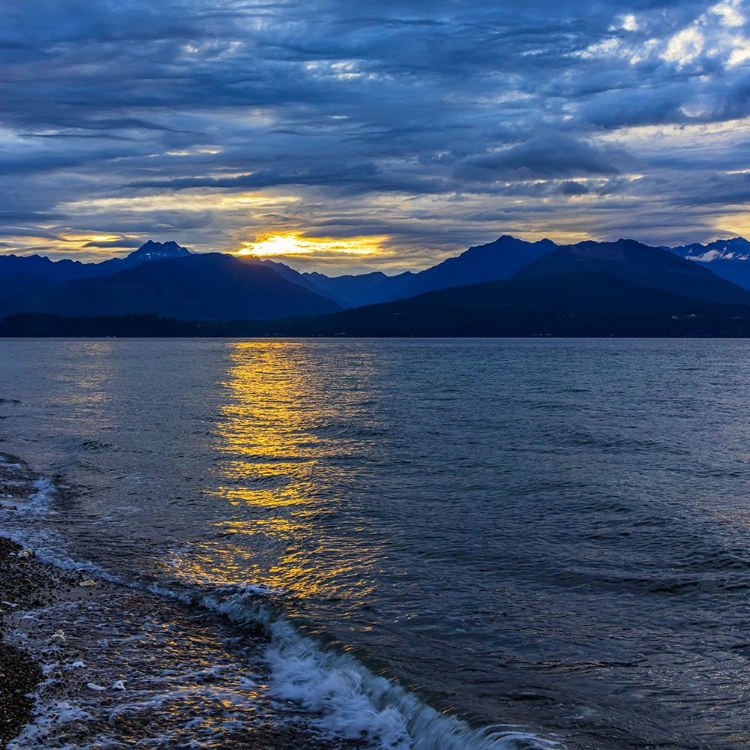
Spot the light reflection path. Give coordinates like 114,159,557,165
8,339,750,747
174,341,383,607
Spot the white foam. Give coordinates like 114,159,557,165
4,593,264,750
0,466,564,750
0,476,55,518
1,522,193,605
204,589,565,750
267,618,564,750
7,701,92,750
28,477,56,508
1,528,564,750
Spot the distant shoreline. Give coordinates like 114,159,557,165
3,312,750,338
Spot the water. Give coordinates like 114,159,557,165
2,338,750,748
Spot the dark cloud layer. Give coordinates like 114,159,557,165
0,0,749,270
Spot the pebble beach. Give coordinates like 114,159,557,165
0,456,362,750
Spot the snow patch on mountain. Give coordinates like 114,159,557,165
670,237,750,263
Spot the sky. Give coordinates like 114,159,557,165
1,0,750,273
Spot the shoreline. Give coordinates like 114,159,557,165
0,452,364,750
0,537,43,749
0,533,366,750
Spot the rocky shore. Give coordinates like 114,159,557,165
0,454,363,750
0,532,368,750
0,537,43,748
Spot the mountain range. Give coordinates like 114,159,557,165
3,234,750,335
0,240,192,284
251,272,750,337
0,244,340,321
299,235,558,306
666,237,750,291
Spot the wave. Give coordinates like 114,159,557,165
0,458,564,750
204,588,564,750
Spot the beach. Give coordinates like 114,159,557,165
0,537,367,750
0,456,363,750
0,536,42,748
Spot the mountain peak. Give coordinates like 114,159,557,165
669,236,750,263
483,234,555,248
127,240,192,261
516,238,750,306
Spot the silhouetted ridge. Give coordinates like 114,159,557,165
249,271,750,337
7,271,750,337
666,238,750,291
292,235,558,307
385,235,558,302
516,239,750,305
127,240,192,261
0,238,192,285
5,233,750,329
0,253,342,320
303,270,416,307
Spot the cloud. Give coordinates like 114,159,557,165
82,238,142,249
0,0,748,269
455,132,625,180
558,181,591,196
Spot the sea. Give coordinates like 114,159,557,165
1,337,750,749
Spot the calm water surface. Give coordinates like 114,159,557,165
2,338,750,749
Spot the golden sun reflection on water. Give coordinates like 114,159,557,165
175,341,379,603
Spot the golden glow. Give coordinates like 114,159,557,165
235,232,386,258
714,213,750,237
62,191,300,213
166,341,380,602
54,232,127,245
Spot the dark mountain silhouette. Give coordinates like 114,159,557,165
7,234,750,332
300,235,750,309
0,273,58,318
240,256,350,307
247,271,750,337
0,253,342,320
0,255,93,283
0,240,192,284
387,235,558,301
303,270,416,307
666,238,750,291
295,236,557,307
123,240,191,262
516,239,750,305
7,272,750,337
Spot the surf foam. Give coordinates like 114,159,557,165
204,588,565,750
1,457,565,750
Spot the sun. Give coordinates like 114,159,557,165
235,232,385,258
